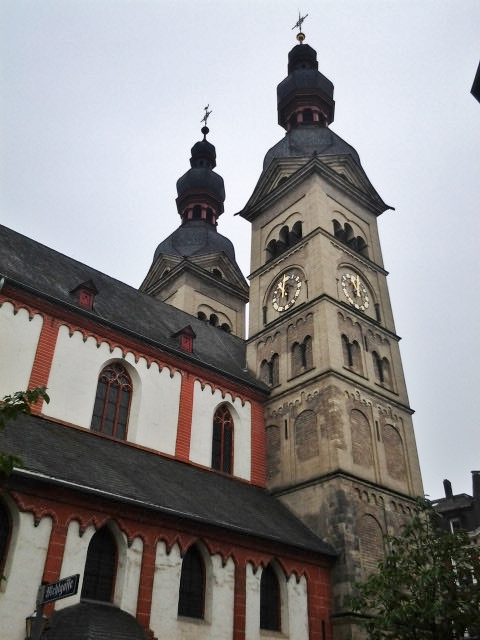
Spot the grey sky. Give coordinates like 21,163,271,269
1,0,479,499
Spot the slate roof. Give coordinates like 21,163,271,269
45,602,148,640
263,126,361,172
1,413,336,557
0,224,263,391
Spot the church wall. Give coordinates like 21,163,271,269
0,302,43,397
0,511,52,640
189,380,252,481
277,475,414,625
0,483,328,640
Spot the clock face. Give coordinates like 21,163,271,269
341,272,369,311
272,272,302,312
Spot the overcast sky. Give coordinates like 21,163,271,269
1,1,479,500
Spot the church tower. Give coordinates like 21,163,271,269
239,30,423,639
140,124,248,338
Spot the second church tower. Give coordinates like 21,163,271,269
239,30,423,640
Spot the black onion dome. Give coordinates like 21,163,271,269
45,602,148,640
190,137,217,169
263,125,361,171
153,219,236,262
277,41,335,130
175,168,225,204
175,131,225,217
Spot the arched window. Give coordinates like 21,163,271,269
209,314,218,327
291,221,303,242
212,405,234,474
178,545,205,619
342,335,363,374
0,501,11,575
303,108,313,123
266,239,277,262
81,526,117,602
91,363,132,439
342,334,353,367
292,336,312,376
373,352,391,387
260,355,279,387
260,564,281,631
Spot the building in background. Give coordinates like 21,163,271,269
0,29,423,640
433,472,480,544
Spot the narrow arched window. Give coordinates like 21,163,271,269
260,564,281,631
212,405,234,474
303,335,313,369
271,353,280,386
91,363,132,439
342,334,353,367
372,351,384,383
266,239,277,262
81,526,117,602
178,545,205,619
0,502,11,576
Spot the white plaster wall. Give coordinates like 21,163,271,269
44,328,121,428
286,574,309,640
150,541,182,639
55,520,92,610
43,326,181,455
115,534,142,617
189,381,252,480
150,543,235,640
0,303,43,397
56,522,141,617
245,564,306,640
245,562,261,640
0,512,52,640
125,357,181,455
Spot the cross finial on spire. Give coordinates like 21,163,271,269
292,11,308,43
201,104,212,127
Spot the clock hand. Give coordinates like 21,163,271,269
353,275,361,297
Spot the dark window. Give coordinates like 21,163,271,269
81,527,117,602
212,405,234,474
209,314,218,327
178,546,205,619
292,337,312,376
197,311,207,321
0,502,11,574
303,108,313,122
332,220,368,257
91,363,132,439
342,334,353,367
372,352,391,386
260,355,279,386
260,564,281,631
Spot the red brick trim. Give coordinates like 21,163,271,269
233,551,248,640
250,399,266,486
175,372,194,461
27,314,60,414
136,533,157,630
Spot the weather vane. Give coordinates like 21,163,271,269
201,104,212,127
292,11,308,33
292,11,308,43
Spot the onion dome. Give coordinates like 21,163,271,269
263,31,362,171
277,36,335,131
175,126,225,226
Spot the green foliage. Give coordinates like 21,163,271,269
0,387,49,474
349,498,480,640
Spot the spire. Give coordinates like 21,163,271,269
277,21,335,130
175,108,225,227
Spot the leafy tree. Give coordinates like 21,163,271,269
349,499,480,640
0,387,49,474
